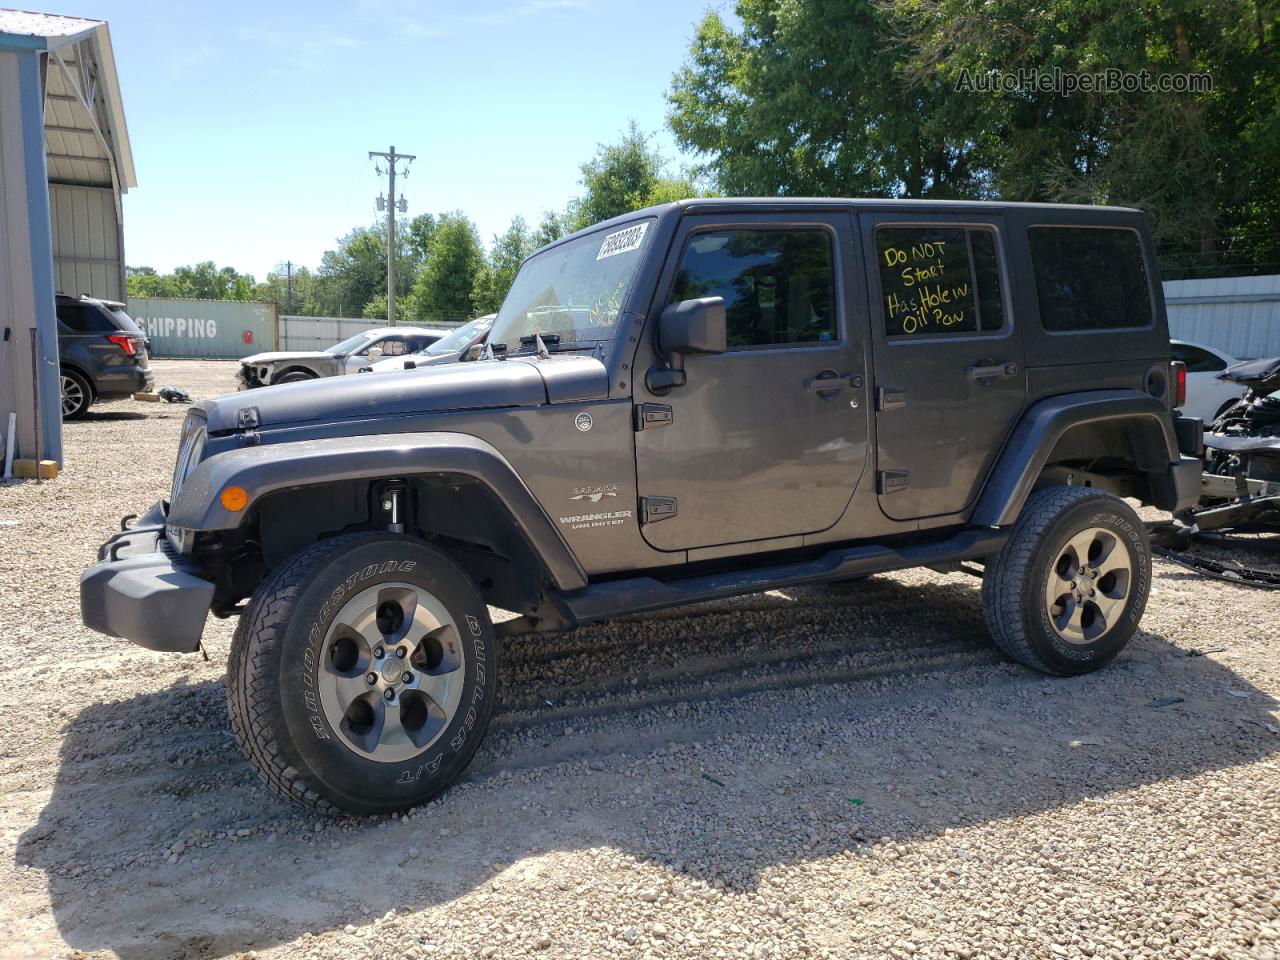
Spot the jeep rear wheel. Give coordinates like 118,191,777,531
981,485,1150,676
226,532,497,814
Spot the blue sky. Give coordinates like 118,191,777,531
48,0,719,278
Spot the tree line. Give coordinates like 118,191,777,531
126,124,698,322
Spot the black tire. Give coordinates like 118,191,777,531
60,368,93,420
981,485,1150,676
275,371,316,384
226,532,497,815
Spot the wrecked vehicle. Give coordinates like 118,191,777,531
366,315,496,373
238,326,444,388
1149,355,1280,583
81,199,1200,814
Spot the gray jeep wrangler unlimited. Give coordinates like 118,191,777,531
80,199,1202,815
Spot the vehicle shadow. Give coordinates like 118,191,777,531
80,410,153,422
16,575,1279,960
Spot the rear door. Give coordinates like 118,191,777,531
860,212,1025,521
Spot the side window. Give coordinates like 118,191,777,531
56,303,114,333
1028,226,1153,332
875,226,1005,337
1171,343,1227,373
670,229,837,349
382,339,408,356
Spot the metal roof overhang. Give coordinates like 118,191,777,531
0,10,136,193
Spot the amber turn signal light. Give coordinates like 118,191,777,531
220,485,249,512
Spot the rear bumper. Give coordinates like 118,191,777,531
80,501,215,653
96,366,154,399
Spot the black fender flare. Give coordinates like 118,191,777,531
972,389,1183,527
168,431,587,591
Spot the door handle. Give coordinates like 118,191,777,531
966,361,1018,384
805,373,860,395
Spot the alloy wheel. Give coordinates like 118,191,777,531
318,582,465,763
1044,526,1132,645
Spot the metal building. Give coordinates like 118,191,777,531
1164,275,1280,361
0,9,134,468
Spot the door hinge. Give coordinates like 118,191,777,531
877,470,910,494
640,496,678,524
876,386,907,412
634,403,673,431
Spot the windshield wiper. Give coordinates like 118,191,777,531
519,333,561,348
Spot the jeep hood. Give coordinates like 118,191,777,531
198,355,609,433
239,350,335,365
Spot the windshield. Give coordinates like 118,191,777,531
489,218,654,350
325,332,375,356
421,316,493,356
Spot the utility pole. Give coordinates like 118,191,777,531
272,260,296,314
369,145,414,325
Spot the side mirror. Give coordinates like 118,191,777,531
367,347,383,363
465,343,484,362
647,297,726,394
658,297,726,356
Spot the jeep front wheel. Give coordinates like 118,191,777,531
226,532,497,814
981,485,1150,676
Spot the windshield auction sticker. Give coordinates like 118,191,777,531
596,222,649,260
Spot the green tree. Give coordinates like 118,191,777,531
568,121,702,231
898,0,1280,272
307,227,386,316
473,216,536,314
667,3,988,199
252,265,313,313
403,213,437,265
667,0,1280,277
126,262,261,300
532,209,568,248
407,212,486,324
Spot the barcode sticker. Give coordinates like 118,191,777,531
596,222,649,260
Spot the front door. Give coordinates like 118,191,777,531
634,214,869,551
860,213,1026,521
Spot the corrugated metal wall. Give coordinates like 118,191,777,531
279,315,380,352
49,182,122,302
127,297,277,359
1164,274,1280,360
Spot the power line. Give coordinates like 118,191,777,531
368,145,415,325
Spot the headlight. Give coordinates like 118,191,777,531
170,416,207,504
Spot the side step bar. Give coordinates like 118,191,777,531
552,528,1008,628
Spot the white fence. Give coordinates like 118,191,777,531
278,315,460,352
1164,274,1280,360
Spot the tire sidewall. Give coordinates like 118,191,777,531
1023,496,1150,674
269,537,496,812
61,369,92,419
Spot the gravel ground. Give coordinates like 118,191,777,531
1,359,1279,960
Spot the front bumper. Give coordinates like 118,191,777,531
237,365,264,390
80,501,215,653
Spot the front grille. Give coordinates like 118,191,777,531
170,414,207,503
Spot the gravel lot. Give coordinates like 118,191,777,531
2,359,1279,960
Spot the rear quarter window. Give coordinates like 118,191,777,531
1028,226,1153,333
56,303,116,333
875,225,1006,338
